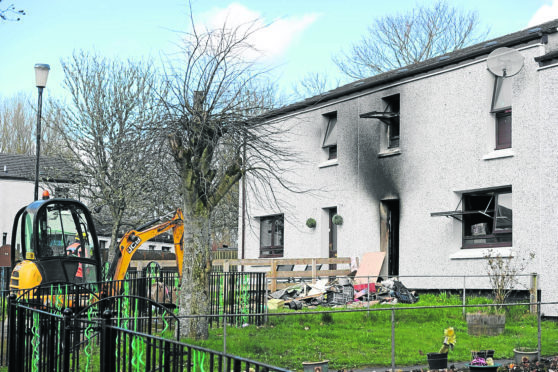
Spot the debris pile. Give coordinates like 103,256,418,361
267,277,419,310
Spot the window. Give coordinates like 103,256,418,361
162,246,171,252
259,215,284,257
496,110,512,149
322,112,338,160
383,94,400,149
99,240,107,250
491,77,512,149
148,244,156,251
462,188,512,248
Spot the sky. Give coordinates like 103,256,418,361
1,0,557,102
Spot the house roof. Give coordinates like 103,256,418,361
0,153,77,183
263,18,558,120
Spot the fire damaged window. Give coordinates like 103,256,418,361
383,94,400,149
463,188,512,248
359,94,400,153
322,112,338,160
259,215,284,258
491,77,512,149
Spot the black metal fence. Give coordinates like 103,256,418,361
0,268,268,369
7,294,288,372
209,272,267,327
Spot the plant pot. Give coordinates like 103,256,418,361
427,352,448,370
466,363,501,372
471,350,495,360
466,313,505,336
514,347,538,365
302,360,329,372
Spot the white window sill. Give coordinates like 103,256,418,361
319,159,339,168
449,247,514,260
482,148,514,161
378,148,401,158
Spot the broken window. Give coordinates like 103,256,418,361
491,77,512,149
383,94,400,149
259,214,284,258
463,188,512,248
431,187,512,248
359,93,400,151
322,112,338,160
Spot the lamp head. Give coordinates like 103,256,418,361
34,63,50,88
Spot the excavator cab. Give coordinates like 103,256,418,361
10,197,102,291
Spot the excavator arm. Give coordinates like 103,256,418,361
109,209,184,282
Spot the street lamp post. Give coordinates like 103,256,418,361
34,63,50,201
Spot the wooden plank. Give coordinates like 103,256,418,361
212,257,352,266
354,252,385,285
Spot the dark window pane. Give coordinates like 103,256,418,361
260,215,284,257
462,189,512,248
496,112,512,149
388,117,400,149
328,145,337,160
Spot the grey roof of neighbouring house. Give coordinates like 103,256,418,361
0,153,78,183
261,18,558,121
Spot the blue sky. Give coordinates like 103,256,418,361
1,0,557,101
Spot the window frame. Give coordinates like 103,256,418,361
322,112,338,160
491,77,512,150
462,188,512,249
259,214,284,258
495,110,512,150
383,94,400,149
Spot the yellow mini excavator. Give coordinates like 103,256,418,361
9,191,184,294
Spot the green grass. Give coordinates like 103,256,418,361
182,294,558,371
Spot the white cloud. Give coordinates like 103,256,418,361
528,0,558,27
198,3,318,61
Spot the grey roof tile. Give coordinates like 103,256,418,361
0,153,77,183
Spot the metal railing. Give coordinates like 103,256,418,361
7,294,291,372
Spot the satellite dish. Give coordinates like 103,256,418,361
487,47,524,77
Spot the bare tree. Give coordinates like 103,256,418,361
0,93,63,156
333,1,489,79
0,1,24,22
48,51,165,264
160,15,299,339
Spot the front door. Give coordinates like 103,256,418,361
381,200,400,277
328,207,337,271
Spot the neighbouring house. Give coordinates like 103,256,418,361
0,153,78,255
241,20,558,315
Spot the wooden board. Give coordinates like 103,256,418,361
354,252,385,284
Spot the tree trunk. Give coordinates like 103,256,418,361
106,210,123,268
178,210,211,340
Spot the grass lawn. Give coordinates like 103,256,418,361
184,294,558,371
